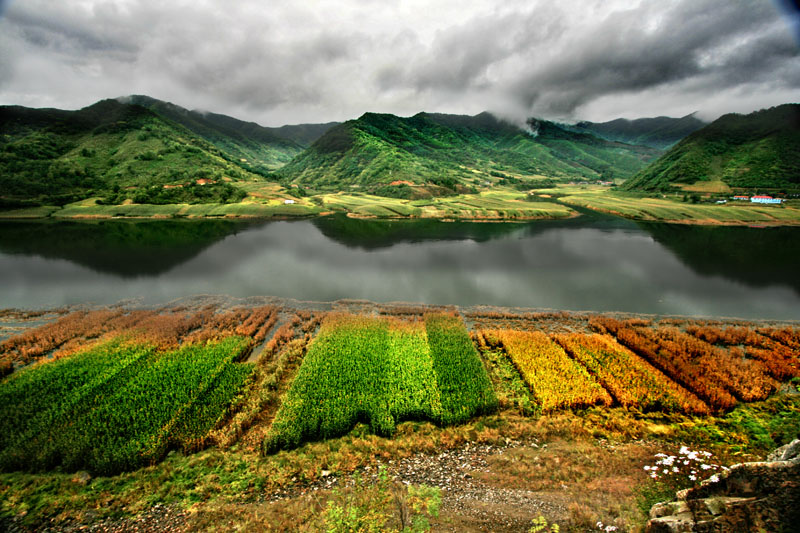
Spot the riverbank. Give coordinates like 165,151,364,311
4,184,800,226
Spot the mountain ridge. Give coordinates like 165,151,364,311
566,113,707,149
622,104,800,192
278,110,660,194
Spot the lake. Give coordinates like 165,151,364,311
1,213,799,319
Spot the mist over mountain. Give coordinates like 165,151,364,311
566,114,707,149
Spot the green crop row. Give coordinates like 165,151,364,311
0,336,252,475
424,314,498,425
263,314,496,453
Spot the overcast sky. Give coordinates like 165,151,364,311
1,0,798,126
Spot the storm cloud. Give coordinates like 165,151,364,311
0,0,798,125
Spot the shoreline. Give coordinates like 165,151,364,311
3,294,798,327
2,201,800,226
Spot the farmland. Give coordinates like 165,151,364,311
541,185,800,226
1,300,799,531
264,313,497,452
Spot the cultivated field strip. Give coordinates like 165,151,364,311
553,333,710,414
590,317,779,410
264,313,497,452
685,324,800,381
0,304,279,374
1,305,797,476
481,329,612,411
0,336,253,474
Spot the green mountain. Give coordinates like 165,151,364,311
622,104,800,192
0,99,262,207
125,95,336,172
278,111,660,194
568,114,706,149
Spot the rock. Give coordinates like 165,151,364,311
646,441,800,532
71,471,91,486
766,438,800,463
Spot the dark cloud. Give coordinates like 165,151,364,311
0,0,797,124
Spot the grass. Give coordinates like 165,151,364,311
316,188,574,220
2,393,798,531
6,183,800,225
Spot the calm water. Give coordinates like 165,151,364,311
1,214,799,319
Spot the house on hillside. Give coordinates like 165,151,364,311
732,195,749,201
284,199,296,204
195,178,215,186
751,195,783,204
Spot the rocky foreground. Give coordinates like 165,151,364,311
647,439,800,532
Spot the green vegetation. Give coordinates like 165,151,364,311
0,336,253,475
0,100,260,207
1,305,799,531
623,104,800,192
126,95,318,172
263,314,497,452
278,112,659,192
425,314,498,425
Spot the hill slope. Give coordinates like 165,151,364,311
568,114,706,149
125,96,336,173
278,111,659,192
0,99,262,207
623,104,800,192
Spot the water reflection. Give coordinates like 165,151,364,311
0,216,798,318
0,219,260,277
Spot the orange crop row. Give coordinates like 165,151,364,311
482,329,611,411
554,333,709,414
686,324,799,381
591,317,777,411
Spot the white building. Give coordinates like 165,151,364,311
751,195,783,204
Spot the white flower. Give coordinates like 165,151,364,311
672,467,679,472
679,446,689,454
689,475,697,481
709,474,720,483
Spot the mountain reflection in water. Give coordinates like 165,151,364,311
0,215,797,319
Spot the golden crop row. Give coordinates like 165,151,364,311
483,329,611,411
554,333,709,414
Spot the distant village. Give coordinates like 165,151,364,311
730,195,784,204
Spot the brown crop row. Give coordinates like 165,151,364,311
686,324,799,381
553,333,709,414
1,305,285,373
590,317,777,411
